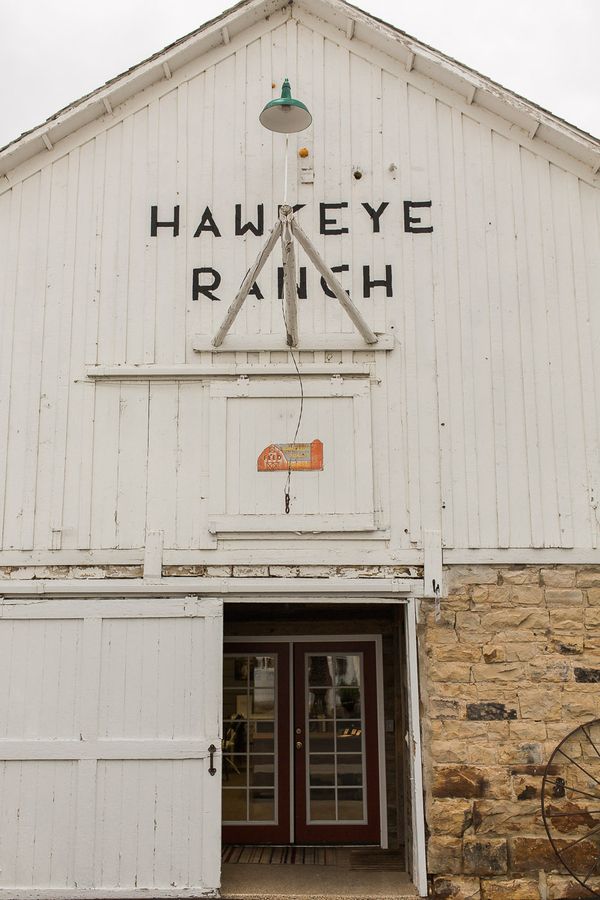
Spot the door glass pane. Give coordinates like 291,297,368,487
306,653,366,824
310,788,336,820
222,653,278,824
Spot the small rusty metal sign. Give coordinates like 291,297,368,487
257,439,323,472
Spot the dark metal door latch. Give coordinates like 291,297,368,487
208,744,217,776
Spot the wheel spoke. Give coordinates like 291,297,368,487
582,852,600,886
582,724,600,762
557,747,600,788
545,779,600,803
560,820,600,854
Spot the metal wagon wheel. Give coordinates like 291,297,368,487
542,718,600,898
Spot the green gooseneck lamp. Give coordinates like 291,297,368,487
259,78,312,134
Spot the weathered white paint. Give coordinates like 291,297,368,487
0,595,223,899
0,2,598,562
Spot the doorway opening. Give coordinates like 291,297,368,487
221,603,409,861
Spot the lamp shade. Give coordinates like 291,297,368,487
259,78,312,133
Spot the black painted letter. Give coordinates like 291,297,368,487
235,204,264,237
193,207,221,238
150,205,179,236
363,265,392,298
321,264,350,298
192,268,222,302
320,202,349,235
403,200,433,234
361,201,389,233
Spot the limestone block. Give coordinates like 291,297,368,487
504,643,540,662
456,612,482,630
68,566,106,578
511,775,540,801
560,690,597,718
548,608,584,631
297,565,337,577
205,565,233,576
232,565,269,577
446,566,499,589
430,721,489,741
550,637,584,655
9,566,36,579
429,627,461,645
337,565,383,578
527,660,570,682
584,608,600,627
586,588,600,605
541,568,577,588
472,663,526,683
105,565,143,577
466,702,516,721
498,568,540,585
432,876,481,899
33,565,70,579
431,740,471,764
482,645,506,663
544,589,584,607
431,766,510,800
481,878,540,899
508,837,563,874
518,689,563,721
509,586,545,606
576,568,600,587
428,836,464,874
471,586,489,604
429,662,473,683
463,839,508,875
479,609,549,632
162,565,206,576
545,874,600,899
432,644,482,663
465,743,501,766
471,584,513,609
496,742,544,766
428,698,462,718
509,722,547,742
427,798,473,836
268,565,300,577
472,800,541,835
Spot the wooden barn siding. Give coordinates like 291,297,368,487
0,18,599,552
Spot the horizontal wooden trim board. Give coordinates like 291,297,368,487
192,332,395,351
0,892,217,899
85,363,374,379
0,739,220,760
208,514,377,533
0,577,421,597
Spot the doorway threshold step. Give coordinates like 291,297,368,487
220,863,418,899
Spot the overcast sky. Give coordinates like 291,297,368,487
1,0,598,150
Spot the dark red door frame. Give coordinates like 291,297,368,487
222,639,381,845
222,642,291,844
293,641,381,844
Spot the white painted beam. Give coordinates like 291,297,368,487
0,576,423,597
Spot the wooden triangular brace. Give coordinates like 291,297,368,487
212,205,378,348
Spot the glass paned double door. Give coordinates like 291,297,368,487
222,641,380,844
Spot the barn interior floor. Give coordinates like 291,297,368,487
220,859,418,899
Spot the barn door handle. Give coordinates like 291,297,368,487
208,744,217,776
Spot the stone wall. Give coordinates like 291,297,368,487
422,565,600,900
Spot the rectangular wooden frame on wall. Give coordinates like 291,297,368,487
208,375,379,534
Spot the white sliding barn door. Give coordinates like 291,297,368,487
0,595,223,899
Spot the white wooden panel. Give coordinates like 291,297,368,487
0,596,223,899
209,377,376,531
0,10,598,555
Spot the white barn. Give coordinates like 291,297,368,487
0,0,599,898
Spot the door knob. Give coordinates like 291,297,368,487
295,741,303,750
